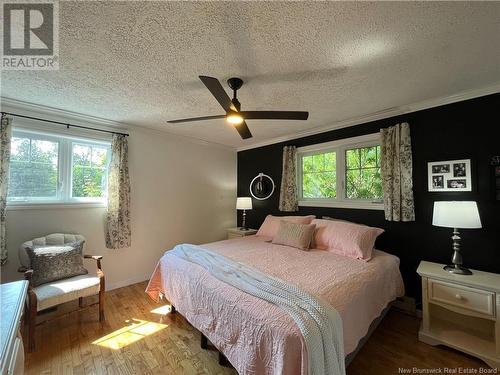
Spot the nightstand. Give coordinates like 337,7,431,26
226,227,258,239
417,261,500,368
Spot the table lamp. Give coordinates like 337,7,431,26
432,201,482,275
236,197,252,230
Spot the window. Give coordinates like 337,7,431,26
302,151,336,198
345,145,382,200
10,135,59,200
298,133,383,210
8,129,111,206
71,143,109,199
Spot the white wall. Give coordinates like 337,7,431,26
1,126,237,289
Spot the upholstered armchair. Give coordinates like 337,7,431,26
19,233,105,352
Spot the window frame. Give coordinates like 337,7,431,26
300,150,337,199
69,139,111,203
297,133,384,210
7,127,111,209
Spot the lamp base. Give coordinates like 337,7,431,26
240,209,249,231
443,265,473,275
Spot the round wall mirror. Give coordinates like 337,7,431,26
250,173,275,200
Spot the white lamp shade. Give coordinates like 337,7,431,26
432,201,482,229
236,197,252,210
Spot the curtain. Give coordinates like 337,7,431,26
380,122,415,222
105,134,131,249
279,146,298,212
0,115,12,265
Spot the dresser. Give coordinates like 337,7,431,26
1,280,28,375
417,261,500,368
226,227,258,239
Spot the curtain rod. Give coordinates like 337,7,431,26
1,111,130,137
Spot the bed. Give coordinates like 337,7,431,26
146,233,404,375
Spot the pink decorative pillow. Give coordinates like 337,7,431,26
272,221,316,250
311,219,384,261
322,216,355,224
256,215,316,238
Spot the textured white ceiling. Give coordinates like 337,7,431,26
2,1,500,148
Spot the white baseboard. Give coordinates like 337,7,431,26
106,274,150,291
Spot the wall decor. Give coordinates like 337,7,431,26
428,159,471,192
250,173,275,200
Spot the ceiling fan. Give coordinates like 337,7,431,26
168,76,309,139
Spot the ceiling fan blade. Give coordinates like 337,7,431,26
199,76,234,112
240,111,309,121
167,115,226,124
234,121,252,139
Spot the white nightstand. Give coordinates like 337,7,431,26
417,261,500,368
226,227,258,239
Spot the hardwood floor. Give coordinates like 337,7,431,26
25,281,490,375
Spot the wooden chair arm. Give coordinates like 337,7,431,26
85,255,106,295
24,269,34,290
84,255,103,273
84,255,103,260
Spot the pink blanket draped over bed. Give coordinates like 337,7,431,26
146,235,404,375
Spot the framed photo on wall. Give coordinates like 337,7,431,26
428,159,471,192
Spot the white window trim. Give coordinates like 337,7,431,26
7,126,111,209
7,202,107,210
297,133,384,211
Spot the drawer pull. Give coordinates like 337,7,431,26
455,294,462,300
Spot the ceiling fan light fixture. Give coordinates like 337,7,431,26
167,76,309,140
226,113,244,125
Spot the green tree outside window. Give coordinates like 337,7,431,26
302,151,336,198
72,143,109,198
345,146,382,199
9,137,59,199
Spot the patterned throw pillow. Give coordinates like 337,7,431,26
256,215,316,238
272,221,316,250
26,240,88,287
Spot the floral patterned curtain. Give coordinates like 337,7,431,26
380,122,415,222
0,115,12,265
279,146,298,212
105,134,131,249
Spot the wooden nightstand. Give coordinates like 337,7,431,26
226,227,258,239
417,261,500,368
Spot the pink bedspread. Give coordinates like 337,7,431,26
146,235,404,375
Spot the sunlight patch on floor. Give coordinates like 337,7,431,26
150,304,174,315
92,319,168,349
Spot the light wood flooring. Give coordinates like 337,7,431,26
24,281,489,375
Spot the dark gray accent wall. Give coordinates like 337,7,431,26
237,93,500,301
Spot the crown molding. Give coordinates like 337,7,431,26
0,97,236,151
3,80,499,154
0,97,128,130
236,82,500,152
